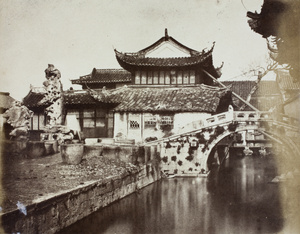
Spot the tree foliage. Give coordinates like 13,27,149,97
247,0,300,80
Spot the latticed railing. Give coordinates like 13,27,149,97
143,110,299,146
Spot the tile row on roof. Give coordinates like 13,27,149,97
23,85,229,113
90,85,229,113
63,91,100,105
71,68,132,84
115,49,213,68
276,69,300,90
251,80,282,96
222,80,256,100
23,90,100,108
22,91,47,108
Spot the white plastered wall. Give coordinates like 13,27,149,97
114,112,212,143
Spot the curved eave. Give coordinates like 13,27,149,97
22,91,49,108
115,48,214,71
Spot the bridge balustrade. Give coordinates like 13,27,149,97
233,111,261,122
143,109,299,175
201,112,233,128
145,110,298,147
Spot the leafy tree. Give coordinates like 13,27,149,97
247,0,300,80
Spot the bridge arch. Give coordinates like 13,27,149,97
144,109,300,176
199,125,259,172
199,126,300,174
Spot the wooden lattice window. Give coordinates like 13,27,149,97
177,71,183,84
190,70,195,84
30,113,45,130
141,71,147,84
159,71,165,84
161,116,174,125
130,120,140,129
82,108,106,128
171,70,177,84
165,71,170,84
135,71,141,84
83,109,95,128
183,71,189,84
129,114,140,129
148,71,153,84
144,115,157,127
153,71,159,84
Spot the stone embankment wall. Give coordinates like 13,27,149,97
1,144,161,234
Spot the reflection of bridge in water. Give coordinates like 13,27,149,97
144,109,300,174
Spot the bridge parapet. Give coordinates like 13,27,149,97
234,111,261,122
143,109,300,176
177,111,233,135
145,110,298,147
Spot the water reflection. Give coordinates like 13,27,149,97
61,155,283,234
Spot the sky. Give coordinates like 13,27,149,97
0,0,268,101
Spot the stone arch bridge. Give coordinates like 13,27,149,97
144,110,300,175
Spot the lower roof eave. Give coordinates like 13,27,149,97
112,109,215,114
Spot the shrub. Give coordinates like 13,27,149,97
178,160,183,166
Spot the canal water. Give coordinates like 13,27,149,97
61,155,284,234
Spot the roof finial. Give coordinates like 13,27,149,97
165,28,169,39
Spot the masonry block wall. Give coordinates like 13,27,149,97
1,164,161,234
1,144,161,233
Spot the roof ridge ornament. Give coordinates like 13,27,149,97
165,28,169,40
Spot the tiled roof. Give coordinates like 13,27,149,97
115,49,213,68
23,90,101,108
222,81,256,100
63,91,100,105
249,96,282,111
0,92,15,109
22,90,48,108
252,80,281,96
222,80,284,111
115,30,216,70
276,69,300,90
72,69,132,85
91,85,229,113
247,81,283,111
22,85,230,113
